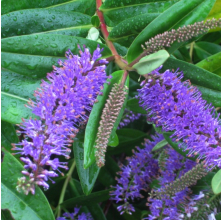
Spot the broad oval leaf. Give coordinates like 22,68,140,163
133,50,170,75
1,121,19,153
73,138,100,195
1,70,40,123
1,150,55,220
196,51,221,77
1,35,111,79
2,0,95,16
100,0,179,27
2,9,91,38
127,0,216,63
212,169,221,194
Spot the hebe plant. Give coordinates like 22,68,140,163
1,0,221,219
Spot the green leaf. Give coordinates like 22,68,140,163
107,129,148,155
86,27,100,41
61,189,111,208
1,35,111,79
152,139,168,151
161,57,221,92
212,169,221,195
108,132,119,147
73,138,100,195
84,70,129,169
196,85,221,108
126,98,147,114
196,51,221,77
1,92,35,124
100,0,179,27
216,213,221,220
1,0,70,14
1,70,40,123
91,15,100,28
127,0,216,63
69,179,107,220
2,9,91,38
1,121,18,153
2,34,111,57
193,42,221,63
1,150,54,220
133,50,170,75
108,13,159,46
46,0,96,16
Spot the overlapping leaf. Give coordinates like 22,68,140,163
1,150,54,220
127,0,216,63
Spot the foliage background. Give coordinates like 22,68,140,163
1,0,221,219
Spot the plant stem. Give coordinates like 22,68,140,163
56,160,76,218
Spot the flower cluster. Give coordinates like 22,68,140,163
95,83,128,167
110,134,160,214
12,46,108,194
118,109,142,129
138,67,221,168
56,207,93,220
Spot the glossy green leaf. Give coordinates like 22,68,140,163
193,42,221,63
127,0,216,63
2,0,95,16
196,51,221,77
1,150,54,220
2,52,62,79
1,92,35,124
212,169,221,194
73,138,100,195
108,13,159,45
133,50,170,75
1,35,111,79
161,57,221,92
196,85,221,107
2,34,111,57
46,0,96,16
84,70,129,169
91,15,100,28
1,121,18,153
1,0,70,14
1,70,40,123
100,0,179,27
2,9,91,38
108,132,119,147
61,189,111,208
152,139,168,151
126,98,147,114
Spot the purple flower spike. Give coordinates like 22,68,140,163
110,134,161,214
138,66,221,168
13,46,108,194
